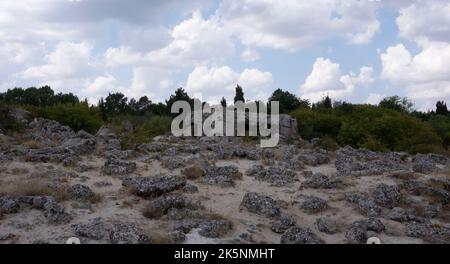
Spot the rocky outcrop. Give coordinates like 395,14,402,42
280,227,323,244
122,175,186,198
335,146,408,177
109,223,151,244
240,192,281,218
102,158,137,175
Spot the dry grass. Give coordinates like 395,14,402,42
182,166,205,179
10,167,29,175
142,203,164,219
0,178,68,202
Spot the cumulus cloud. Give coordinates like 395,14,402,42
218,0,381,51
397,0,450,43
300,58,374,102
380,0,450,110
186,66,273,103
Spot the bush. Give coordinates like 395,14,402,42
121,115,172,148
290,109,342,140
292,104,445,154
318,136,339,151
0,105,24,132
38,103,103,134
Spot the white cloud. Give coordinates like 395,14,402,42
380,41,450,110
186,66,273,103
240,48,260,62
300,58,374,102
219,0,381,51
397,0,450,43
23,42,96,80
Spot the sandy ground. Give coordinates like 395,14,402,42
0,150,433,244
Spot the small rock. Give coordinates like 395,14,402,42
280,227,324,244
316,217,337,234
301,196,328,214
240,192,281,218
109,223,151,244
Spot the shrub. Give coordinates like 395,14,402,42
318,136,339,151
39,103,103,134
120,115,172,148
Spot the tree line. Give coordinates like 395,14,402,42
1,85,449,154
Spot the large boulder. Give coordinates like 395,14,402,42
279,114,298,141
122,175,186,198
240,192,281,218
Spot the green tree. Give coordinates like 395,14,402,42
313,95,332,111
436,101,448,115
234,85,245,104
268,88,310,114
379,96,414,113
166,88,193,114
104,92,129,117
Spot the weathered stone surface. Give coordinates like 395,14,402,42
358,197,382,217
143,194,191,219
161,157,185,170
246,166,296,187
240,192,281,218
19,196,71,224
412,154,447,173
335,146,407,177
387,207,416,222
109,223,151,244
301,196,328,214
198,219,233,238
280,227,324,244
316,217,337,234
66,184,96,202
301,173,341,189
279,114,299,141
203,165,242,187
122,175,186,198
0,196,20,214
29,118,75,142
372,183,401,208
72,218,106,240
271,213,296,234
345,218,385,244
102,158,137,175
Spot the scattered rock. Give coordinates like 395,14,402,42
72,218,106,240
316,217,337,234
66,184,96,202
358,197,381,217
102,158,136,175
372,183,401,208
198,219,233,238
301,173,341,189
122,175,186,198
203,165,242,187
280,227,324,244
387,207,416,222
240,192,281,218
271,213,296,234
301,196,328,214
109,223,151,244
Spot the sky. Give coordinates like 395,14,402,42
1,0,450,111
